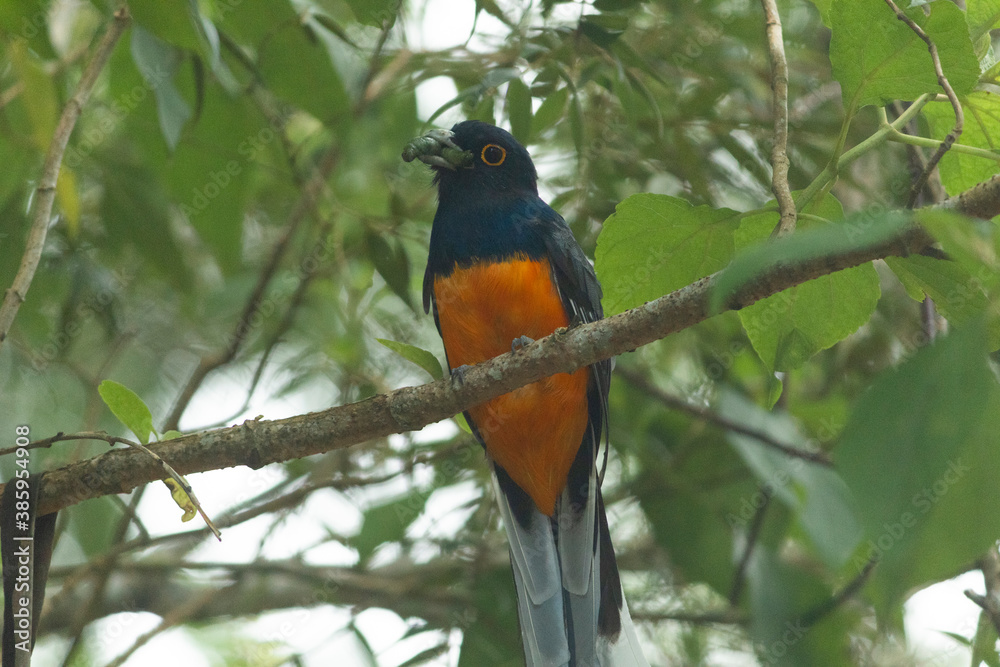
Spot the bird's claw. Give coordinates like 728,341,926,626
450,364,472,387
511,335,535,353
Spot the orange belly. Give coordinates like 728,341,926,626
434,255,589,516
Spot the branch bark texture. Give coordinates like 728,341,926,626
760,0,797,238
28,222,939,516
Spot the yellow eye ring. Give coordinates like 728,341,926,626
481,144,506,166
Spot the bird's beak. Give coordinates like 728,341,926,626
401,129,473,171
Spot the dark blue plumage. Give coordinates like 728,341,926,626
416,120,647,667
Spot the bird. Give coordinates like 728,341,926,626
405,120,648,667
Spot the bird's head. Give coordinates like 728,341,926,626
403,120,538,199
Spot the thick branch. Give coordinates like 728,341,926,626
0,8,131,349
23,221,937,516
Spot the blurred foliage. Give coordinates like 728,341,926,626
1,0,1000,665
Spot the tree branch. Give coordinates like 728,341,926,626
759,0,796,237
883,0,963,208
162,145,341,432
0,7,131,350
965,546,1000,637
616,368,832,465
16,217,942,515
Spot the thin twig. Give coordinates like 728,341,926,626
630,609,746,625
0,430,135,457
729,489,772,605
617,368,833,466
760,0,796,238
965,546,1000,637
800,557,877,626
0,7,131,350
25,431,221,538
162,145,341,432
882,0,964,209
102,587,220,667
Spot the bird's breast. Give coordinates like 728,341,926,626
433,255,589,515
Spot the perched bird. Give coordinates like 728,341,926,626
405,120,648,667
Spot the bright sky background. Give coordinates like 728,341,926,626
32,1,991,665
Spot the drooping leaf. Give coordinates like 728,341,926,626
258,20,350,123
885,254,991,327
365,231,414,310
377,339,443,380
532,87,568,139
98,379,155,444
9,39,58,151
130,25,193,151
836,321,1000,615
352,490,428,562
595,194,740,315
720,390,861,569
505,77,532,144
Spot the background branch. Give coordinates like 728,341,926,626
883,0,964,208
0,7,130,350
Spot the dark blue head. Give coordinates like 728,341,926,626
434,121,539,201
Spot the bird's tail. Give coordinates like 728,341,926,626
492,469,648,667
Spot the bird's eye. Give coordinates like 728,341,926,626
481,144,506,166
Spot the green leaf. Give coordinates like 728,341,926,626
131,26,193,151
505,77,532,144
454,413,473,434
972,610,1000,667
967,0,1000,45
885,254,991,326
376,339,443,380
532,87,568,139
98,380,155,444
129,0,203,51
639,487,734,593
836,321,1000,615
0,0,56,58
344,0,398,28
712,210,910,315
458,567,522,667
258,21,349,123
735,195,881,371
922,92,1000,196
829,0,979,111
9,39,58,152
595,194,741,315
100,157,192,290
747,546,858,666
916,209,1000,292
365,231,414,310
68,497,119,557
161,430,184,441
720,390,861,569
352,490,428,562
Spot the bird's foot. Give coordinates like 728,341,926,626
511,335,535,353
450,364,472,387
